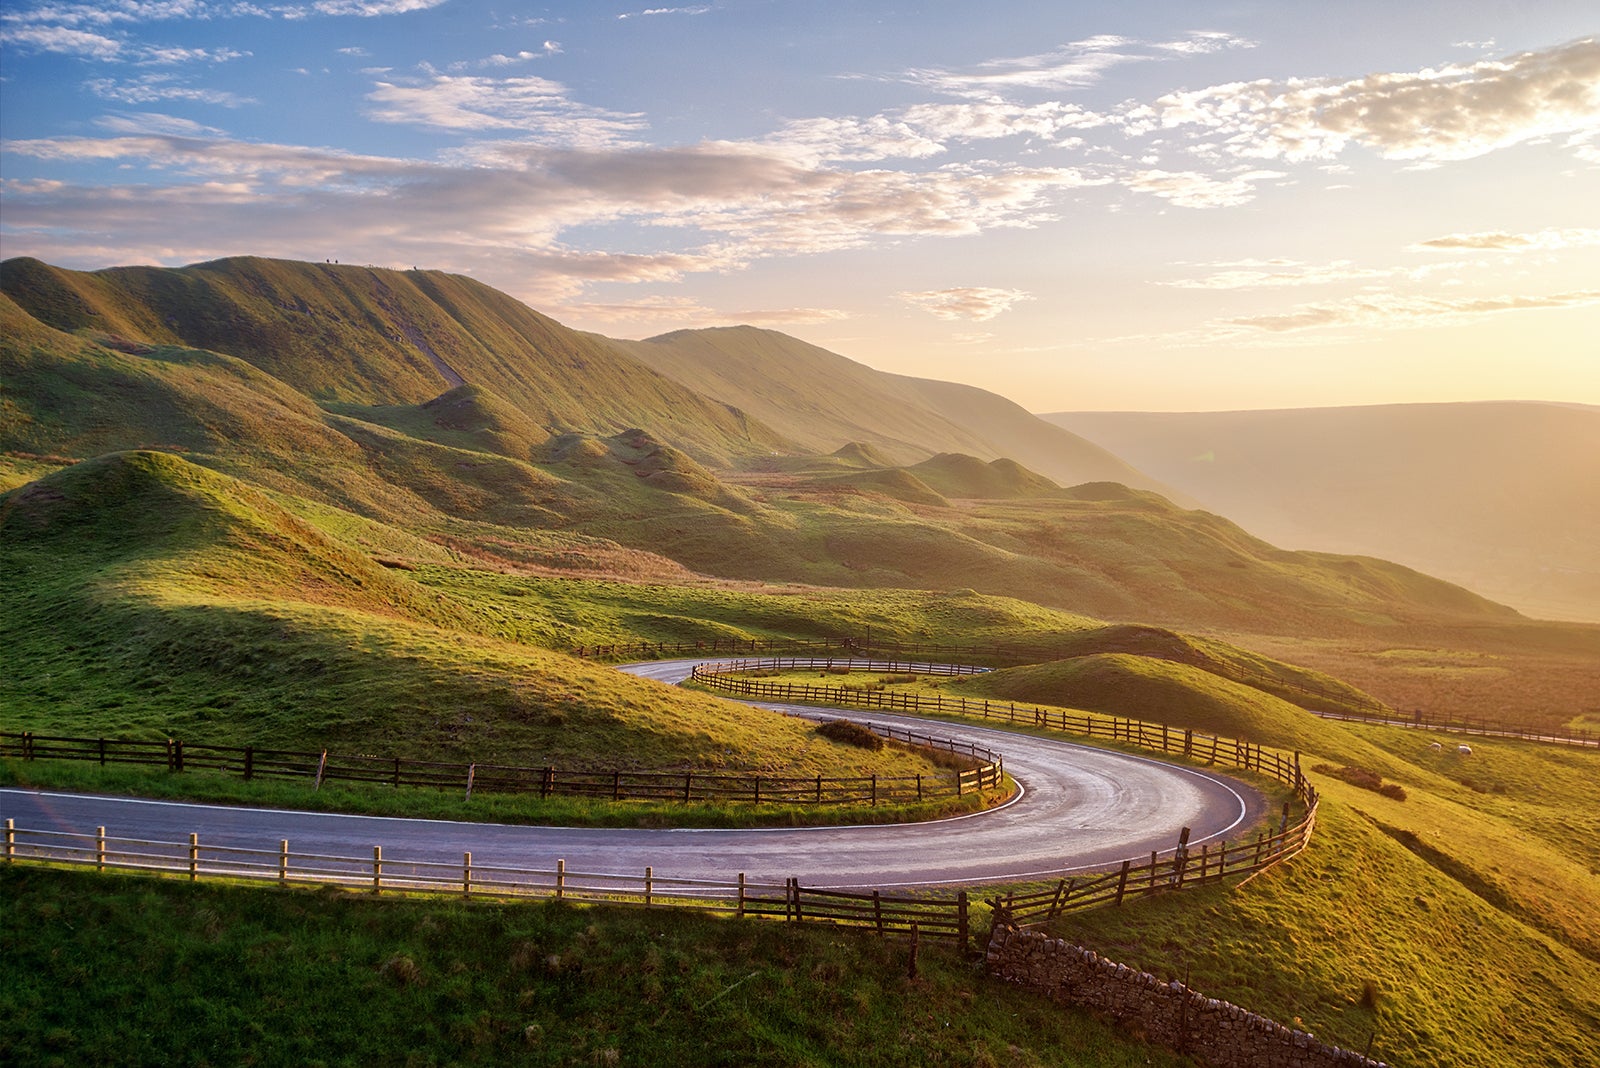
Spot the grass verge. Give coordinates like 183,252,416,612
0,863,1190,1068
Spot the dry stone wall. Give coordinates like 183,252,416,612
986,925,1388,1068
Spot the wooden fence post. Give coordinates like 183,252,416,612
1114,859,1132,905
97,826,106,872
99,737,107,767
315,750,328,791
873,890,883,934
737,873,746,918
556,859,565,900
463,852,472,897
465,764,476,801
957,891,969,951
279,840,289,886
1170,827,1191,888
4,819,13,863
244,746,253,781
373,846,382,894
189,833,199,881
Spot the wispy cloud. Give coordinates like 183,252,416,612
894,32,1255,102
95,111,229,136
616,6,712,19
86,73,255,106
1162,258,1424,290
309,0,449,15
898,287,1033,321
1124,168,1284,208
1412,227,1600,252
1136,36,1600,164
364,75,647,145
1220,289,1600,333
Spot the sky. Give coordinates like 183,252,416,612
2,1,1598,413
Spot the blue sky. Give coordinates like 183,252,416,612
3,1,1597,411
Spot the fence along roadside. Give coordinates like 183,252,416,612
1,819,970,946
691,658,1321,926
5,654,1319,935
0,721,1003,807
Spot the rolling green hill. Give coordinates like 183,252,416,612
1,256,793,466
2,256,1534,640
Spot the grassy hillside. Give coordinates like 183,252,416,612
0,452,948,785
1047,402,1600,622
1,256,792,466
613,325,1171,492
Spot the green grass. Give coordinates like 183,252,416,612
0,453,963,787
1053,797,1600,1068
1,864,1193,1068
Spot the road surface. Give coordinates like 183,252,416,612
0,659,1266,889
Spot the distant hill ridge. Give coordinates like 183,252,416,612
610,325,1177,496
1047,403,1600,622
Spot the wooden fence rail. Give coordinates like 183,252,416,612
692,659,1321,926
1,820,970,945
1309,709,1598,749
0,727,1003,807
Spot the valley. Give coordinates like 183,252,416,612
3,255,1598,1068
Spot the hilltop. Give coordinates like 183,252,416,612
2,256,1527,640
612,325,1171,494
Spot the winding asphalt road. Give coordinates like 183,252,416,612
0,659,1266,889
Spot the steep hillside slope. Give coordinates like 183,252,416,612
611,325,1171,492
1047,403,1600,622
0,451,940,781
0,256,791,466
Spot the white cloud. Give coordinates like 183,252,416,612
1145,36,1600,164
1,24,125,59
1220,290,1600,333
311,0,448,15
898,287,1033,321
364,75,648,146
86,74,254,106
1124,168,1284,208
617,6,712,19
894,32,1254,102
95,111,228,136
1162,259,1399,290
1412,227,1600,252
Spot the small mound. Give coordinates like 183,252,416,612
908,453,1059,499
812,468,948,507
952,653,1392,767
0,450,453,622
420,383,550,456
1059,481,1175,506
830,442,894,468
1041,624,1390,719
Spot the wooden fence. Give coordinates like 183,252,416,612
572,637,859,661
692,662,1307,787
1310,709,1598,749
692,659,1321,926
0,726,1003,807
0,820,968,946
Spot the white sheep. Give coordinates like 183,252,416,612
1427,742,1443,752
1456,744,1473,756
